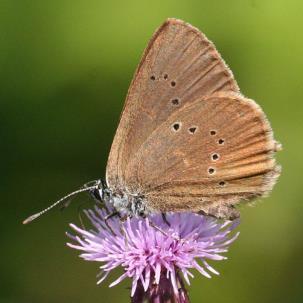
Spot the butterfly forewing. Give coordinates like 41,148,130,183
107,18,240,192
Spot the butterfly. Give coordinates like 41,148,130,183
23,18,281,224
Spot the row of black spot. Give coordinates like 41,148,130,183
150,74,176,87
151,70,227,187
209,131,226,186
171,124,226,146
171,122,198,134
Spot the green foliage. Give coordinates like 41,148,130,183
1,0,302,302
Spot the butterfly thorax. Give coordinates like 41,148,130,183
112,192,148,217
91,180,148,217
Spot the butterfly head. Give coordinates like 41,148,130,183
88,179,112,204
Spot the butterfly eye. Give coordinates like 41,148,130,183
170,81,176,87
208,167,215,175
150,75,156,80
219,181,226,187
210,130,217,136
218,139,225,145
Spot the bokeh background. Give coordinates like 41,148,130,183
1,0,302,302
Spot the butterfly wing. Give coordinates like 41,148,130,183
106,18,240,192
125,93,280,219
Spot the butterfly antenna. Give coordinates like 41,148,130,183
23,185,98,225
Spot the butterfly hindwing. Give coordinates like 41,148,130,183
125,93,280,217
106,18,240,193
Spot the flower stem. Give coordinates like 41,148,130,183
131,271,190,303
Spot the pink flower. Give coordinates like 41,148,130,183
67,205,239,302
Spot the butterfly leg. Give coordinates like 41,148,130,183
78,207,86,230
61,196,90,230
161,212,171,227
102,211,121,236
78,200,89,230
59,198,72,211
117,214,130,246
149,220,171,237
149,220,187,244
104,211,120,221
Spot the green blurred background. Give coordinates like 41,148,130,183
1,0,302,302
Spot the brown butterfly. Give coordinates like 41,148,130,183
23,18,281,224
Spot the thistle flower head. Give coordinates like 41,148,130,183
67,206,239,301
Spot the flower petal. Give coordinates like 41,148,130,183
67,205,239,296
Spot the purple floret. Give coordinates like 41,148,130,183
67,205,239,298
